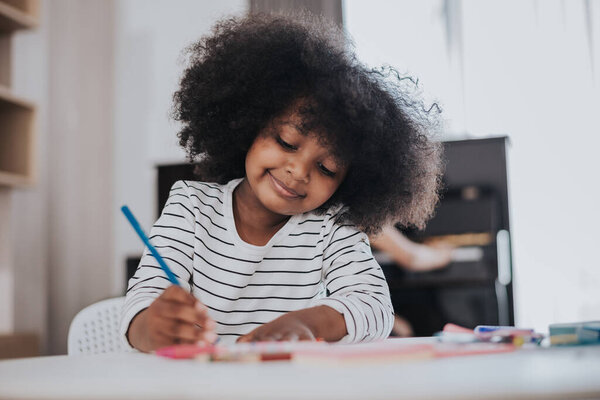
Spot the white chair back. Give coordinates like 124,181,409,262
68,297,133,355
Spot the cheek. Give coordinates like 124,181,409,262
307,177,342,204
246,144,268,176
246,141,282,172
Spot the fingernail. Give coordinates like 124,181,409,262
205,332,218,343
196,340,206,346
195,301,204,311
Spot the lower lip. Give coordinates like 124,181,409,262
268,172,302,199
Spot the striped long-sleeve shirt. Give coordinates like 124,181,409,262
120,179,394,345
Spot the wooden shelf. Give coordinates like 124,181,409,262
0,84,34,107
0,0,38,32
0,0,37,336
0,84,35,187
0,170,30,186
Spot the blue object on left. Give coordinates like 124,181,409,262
121,205,180,286
474,325,520,334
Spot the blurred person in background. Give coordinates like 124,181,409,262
370,225,453,336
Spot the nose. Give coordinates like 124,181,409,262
286,156,310,183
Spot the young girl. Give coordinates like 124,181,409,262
121,13,442,352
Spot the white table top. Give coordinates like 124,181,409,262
1,342,599,400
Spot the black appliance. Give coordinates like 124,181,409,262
379,137,514,336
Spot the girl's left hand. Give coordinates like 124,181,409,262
237,311,316,342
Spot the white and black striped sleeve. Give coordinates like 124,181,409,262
120,181,196,343
314,223,394,343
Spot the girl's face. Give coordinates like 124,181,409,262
244,112,348,217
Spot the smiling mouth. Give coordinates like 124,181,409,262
267,172,306,199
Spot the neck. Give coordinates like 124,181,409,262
232,178,290,245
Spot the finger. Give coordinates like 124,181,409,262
193,301,217,329
237,324,263,343
160,285,196,306
155,310,218,344
195,315,217,332
237,332,254,343
158,317,205,342
196,330,218,345
280,332,299,342
149,330,180,350
269,333,284,342
155,299,214,327
253,331,282,342
156,333,195,347
297,331,316,341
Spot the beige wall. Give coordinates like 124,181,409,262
45,0,116,355
9,0,246,355
0,190,15,333
11,0,116,355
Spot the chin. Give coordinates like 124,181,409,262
264,199,303,216
259,192,305,215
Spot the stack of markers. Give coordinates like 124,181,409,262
549,321,600,346
473,325,543,346
437,323,543,346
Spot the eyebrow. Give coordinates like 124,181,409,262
279,121,304,134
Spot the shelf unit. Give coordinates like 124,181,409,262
0,84,35,186
0,0,38,187
0,0,38,354
0,0,38,31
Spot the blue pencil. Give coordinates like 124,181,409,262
121,205,180,286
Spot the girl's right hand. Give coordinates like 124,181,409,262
127,285,217,352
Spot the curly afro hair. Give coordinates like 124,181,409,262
172,12,443,235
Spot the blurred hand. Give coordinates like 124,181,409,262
237,311,316,343
391,314,414,337
127,285,217,352
369,226,454,272
407,242,453,272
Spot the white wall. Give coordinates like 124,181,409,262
112,0,248,294
345,0,600,332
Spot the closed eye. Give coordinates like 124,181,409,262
276,136,297,151
317,162,336,177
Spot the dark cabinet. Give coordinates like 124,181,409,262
379,137,514,335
